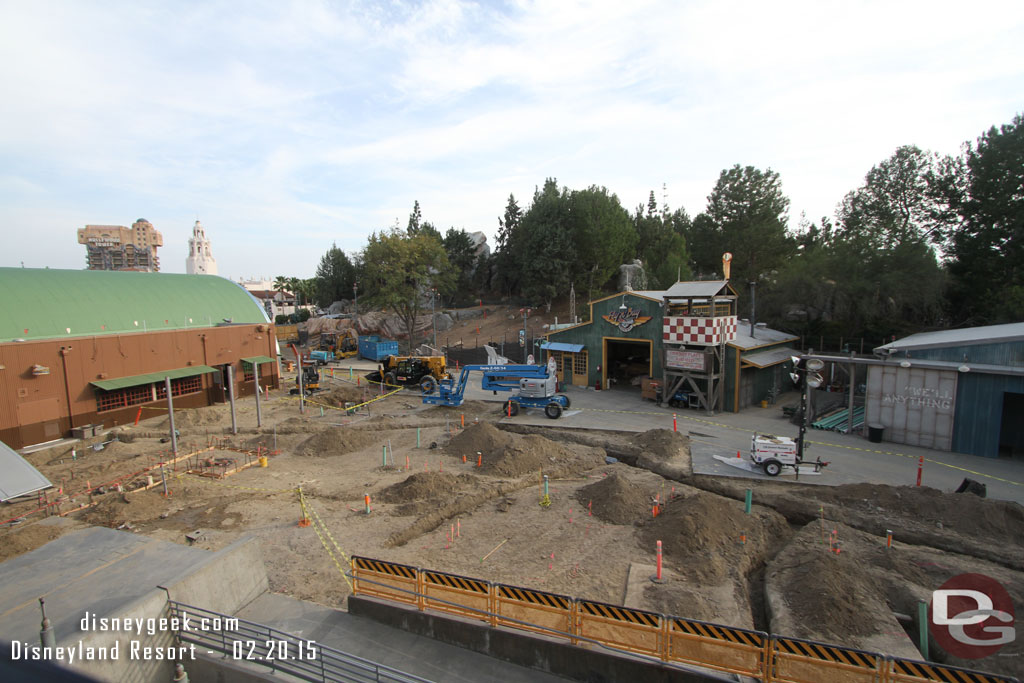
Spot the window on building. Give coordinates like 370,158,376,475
242,361,255,382
574,351,588,376
551,352,564,374
96,384,155,412
98,375,205,412
156,375,203,398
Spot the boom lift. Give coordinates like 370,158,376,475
422,364,571,419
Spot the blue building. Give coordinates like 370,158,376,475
868,323,1024,458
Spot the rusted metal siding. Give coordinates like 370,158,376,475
0,324,279,449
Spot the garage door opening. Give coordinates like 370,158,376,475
603,338,652,393
999,392,1024,458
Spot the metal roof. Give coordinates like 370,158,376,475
730,325,799,350
0,439,52,501
241,355,276,365
741,346,800,368
541,342,584,353
90,365,218,391
875,322,1024,353
663,280,734,299
0,268,270,342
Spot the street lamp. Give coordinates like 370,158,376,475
353,282,358,317
791,356,825,467
431,288,437,349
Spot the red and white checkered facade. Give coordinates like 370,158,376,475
663,316,737,346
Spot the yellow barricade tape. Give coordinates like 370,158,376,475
283,385,404,413
304,499,354,591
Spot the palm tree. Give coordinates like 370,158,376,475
273,275,288,298
287,277,304,305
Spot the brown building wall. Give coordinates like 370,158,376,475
0,325,279,449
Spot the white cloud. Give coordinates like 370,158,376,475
0,0,1022,277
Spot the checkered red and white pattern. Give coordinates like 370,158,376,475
663,316,737,345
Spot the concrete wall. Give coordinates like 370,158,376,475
865,365,956,450
162,537,269,615
65,589,177,683
348,595,719,683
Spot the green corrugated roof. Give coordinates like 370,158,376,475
241,356,275,365
90,365,218,391
0,268,269,342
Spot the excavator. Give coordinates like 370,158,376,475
288,343,322,395
319,329,358,360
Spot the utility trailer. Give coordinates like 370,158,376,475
750,433,828,476
423,364,571,419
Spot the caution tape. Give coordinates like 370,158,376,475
304,499,353,591
283,385,404,413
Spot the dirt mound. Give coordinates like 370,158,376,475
446,422,514,460
641,490,791,583
775,542,887,641
0,521,86,562
818,483,1024,540
378,472,475,503
445,423,597,477
576,473,650,524
320,384,369,406
297,427,380,457
162,408,227,428
631,429,689,459
81,490,169,528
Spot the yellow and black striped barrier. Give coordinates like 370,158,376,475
888,657,1018,683
419,569,491,622
770,636,882,682
351,556,419,607
576,599,663,658
421,570,491,623
349,557,1017,683
668,617,767,678
495,584,573,639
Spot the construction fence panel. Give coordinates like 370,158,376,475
421,569,491,623
351,556,419,607
576,599,663,659
667,616,767,679
887,657,1020,683
769,636,884,683
494,584,573,640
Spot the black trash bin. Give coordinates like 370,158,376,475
867,423,884,443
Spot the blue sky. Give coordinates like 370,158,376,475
2,0,1022,280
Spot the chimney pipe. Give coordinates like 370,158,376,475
749,281,756,338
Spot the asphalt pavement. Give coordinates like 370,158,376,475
453,382,1024,504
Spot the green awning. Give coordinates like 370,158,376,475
90,365,218,391
241,356,275,365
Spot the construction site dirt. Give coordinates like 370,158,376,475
4,369,1023,678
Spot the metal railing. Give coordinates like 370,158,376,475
167,600,432,683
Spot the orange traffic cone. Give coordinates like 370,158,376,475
736,450,741,459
